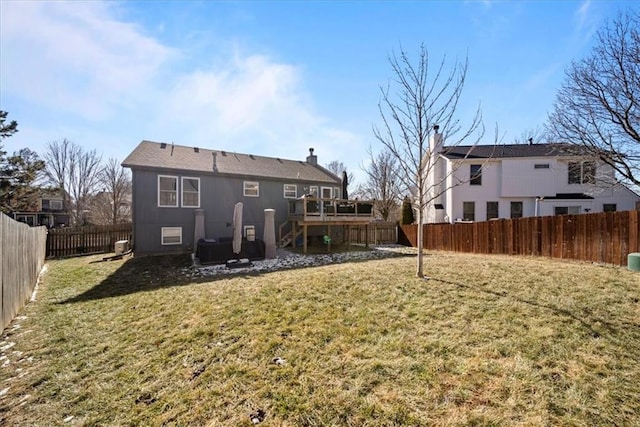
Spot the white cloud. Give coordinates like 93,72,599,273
150,50,364,166
575,0,592,31
1,1,365,181
0,1,174,120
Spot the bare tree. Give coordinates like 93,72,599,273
548,10,640,187
44,139,103,226
512,126,551,145
325,160,355,194
89,158,132,225
359,146,401,221
374,44,485,277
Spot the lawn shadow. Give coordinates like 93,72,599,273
60,250,414,304
430,276,640,354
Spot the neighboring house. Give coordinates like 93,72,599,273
424,133,640,223
122,141,343,254
12,188,70,227
86,190,132,225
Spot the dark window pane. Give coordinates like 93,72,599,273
510,202,523,218
463,201,475,221
568,162,581,184
487,201,499,220
470,164,482,185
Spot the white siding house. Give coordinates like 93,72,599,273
424,136,640,223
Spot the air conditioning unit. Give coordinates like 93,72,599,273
114,240,130,255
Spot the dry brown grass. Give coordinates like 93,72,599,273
1,251,639,426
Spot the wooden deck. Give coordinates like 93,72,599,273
280,197,377,252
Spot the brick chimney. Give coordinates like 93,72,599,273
306,147,317,165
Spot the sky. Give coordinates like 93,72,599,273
0,0,637,185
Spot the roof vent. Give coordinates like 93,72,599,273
160,142,167,149
194,147,199,153
221,151,227,156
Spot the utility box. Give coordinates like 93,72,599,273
115,240,130,255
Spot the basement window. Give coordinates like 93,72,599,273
161,227,182,245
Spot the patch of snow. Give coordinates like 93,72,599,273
194,245,416,278
31,264,48,302
0,342,15,352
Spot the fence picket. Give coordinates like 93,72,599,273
1,214,47,331
398,210,640,266
46,223,132,258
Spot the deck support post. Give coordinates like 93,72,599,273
303,224,308,254
365,224,369,248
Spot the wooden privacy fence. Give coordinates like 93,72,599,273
347,222,397,245
399,210,640,266
46,223,132,258
1,213,47,331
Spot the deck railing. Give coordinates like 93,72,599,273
288,196,375,220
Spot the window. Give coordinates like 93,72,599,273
463,201,475,221
182,177,200,208
534,163,550,169
486,201,499,220
309,186,319,197
284,184,297,198
161,227,182,245
244,225,256,240
470,164,482,185
603,204,617,212
158,175,178,207
50,200,63,210
510,201,523,219
334,187,341,199
321,187,333,199
568,161,596,184
244,181,259,197
555,206,581,215
15,215,36,226
583,161,596,184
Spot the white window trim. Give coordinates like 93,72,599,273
284,184,297,199
321,186,333,199
181,177,200,208
244,181,259,197
158,175,179,207
244,225,255,238
161,227,182,245
334,187,341,199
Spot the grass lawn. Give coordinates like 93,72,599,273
1,250,639,426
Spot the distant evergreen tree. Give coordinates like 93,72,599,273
401,195,414,224
0,111,46,214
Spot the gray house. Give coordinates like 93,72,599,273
122,140,342,255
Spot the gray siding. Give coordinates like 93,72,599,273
131,169,337,254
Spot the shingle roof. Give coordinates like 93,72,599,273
441,143,593,160
122,140,341,184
